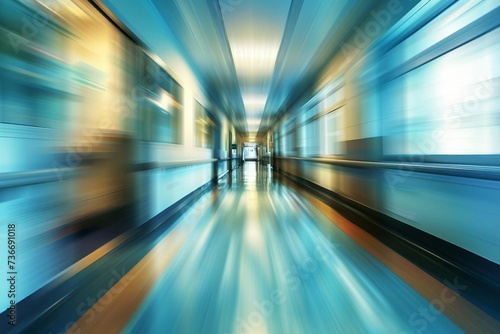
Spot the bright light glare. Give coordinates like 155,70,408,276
222,0,290,135
243,94,267,110
230,44,280,77
243,94,267,131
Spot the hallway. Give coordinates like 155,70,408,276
1,1,499,333
64,163,468,333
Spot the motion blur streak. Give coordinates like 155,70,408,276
122,163,458,334
1,0,499,333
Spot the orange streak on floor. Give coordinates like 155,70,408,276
297,188,499,334
67,192,219,334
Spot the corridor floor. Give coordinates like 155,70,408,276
70,162,495,333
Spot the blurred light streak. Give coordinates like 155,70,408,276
120,164,462,334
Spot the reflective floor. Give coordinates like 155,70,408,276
112,162,462,334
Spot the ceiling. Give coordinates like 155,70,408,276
102,0,379,138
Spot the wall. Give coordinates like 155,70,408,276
274,0,500,264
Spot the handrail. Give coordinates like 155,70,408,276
275,156,500,181
0,159,220,189
133,159,218,172
219,157,241,162
0,168,77,189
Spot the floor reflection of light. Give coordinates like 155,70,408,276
243,162,258,188
121,154,465,334
244,190,264,248
244,219,264,248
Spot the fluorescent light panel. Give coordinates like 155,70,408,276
220,0,291,134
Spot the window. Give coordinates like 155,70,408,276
298,83,345,157
140,58,183,143
322,107,344,156
194,100,214,148
383,14,500,157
